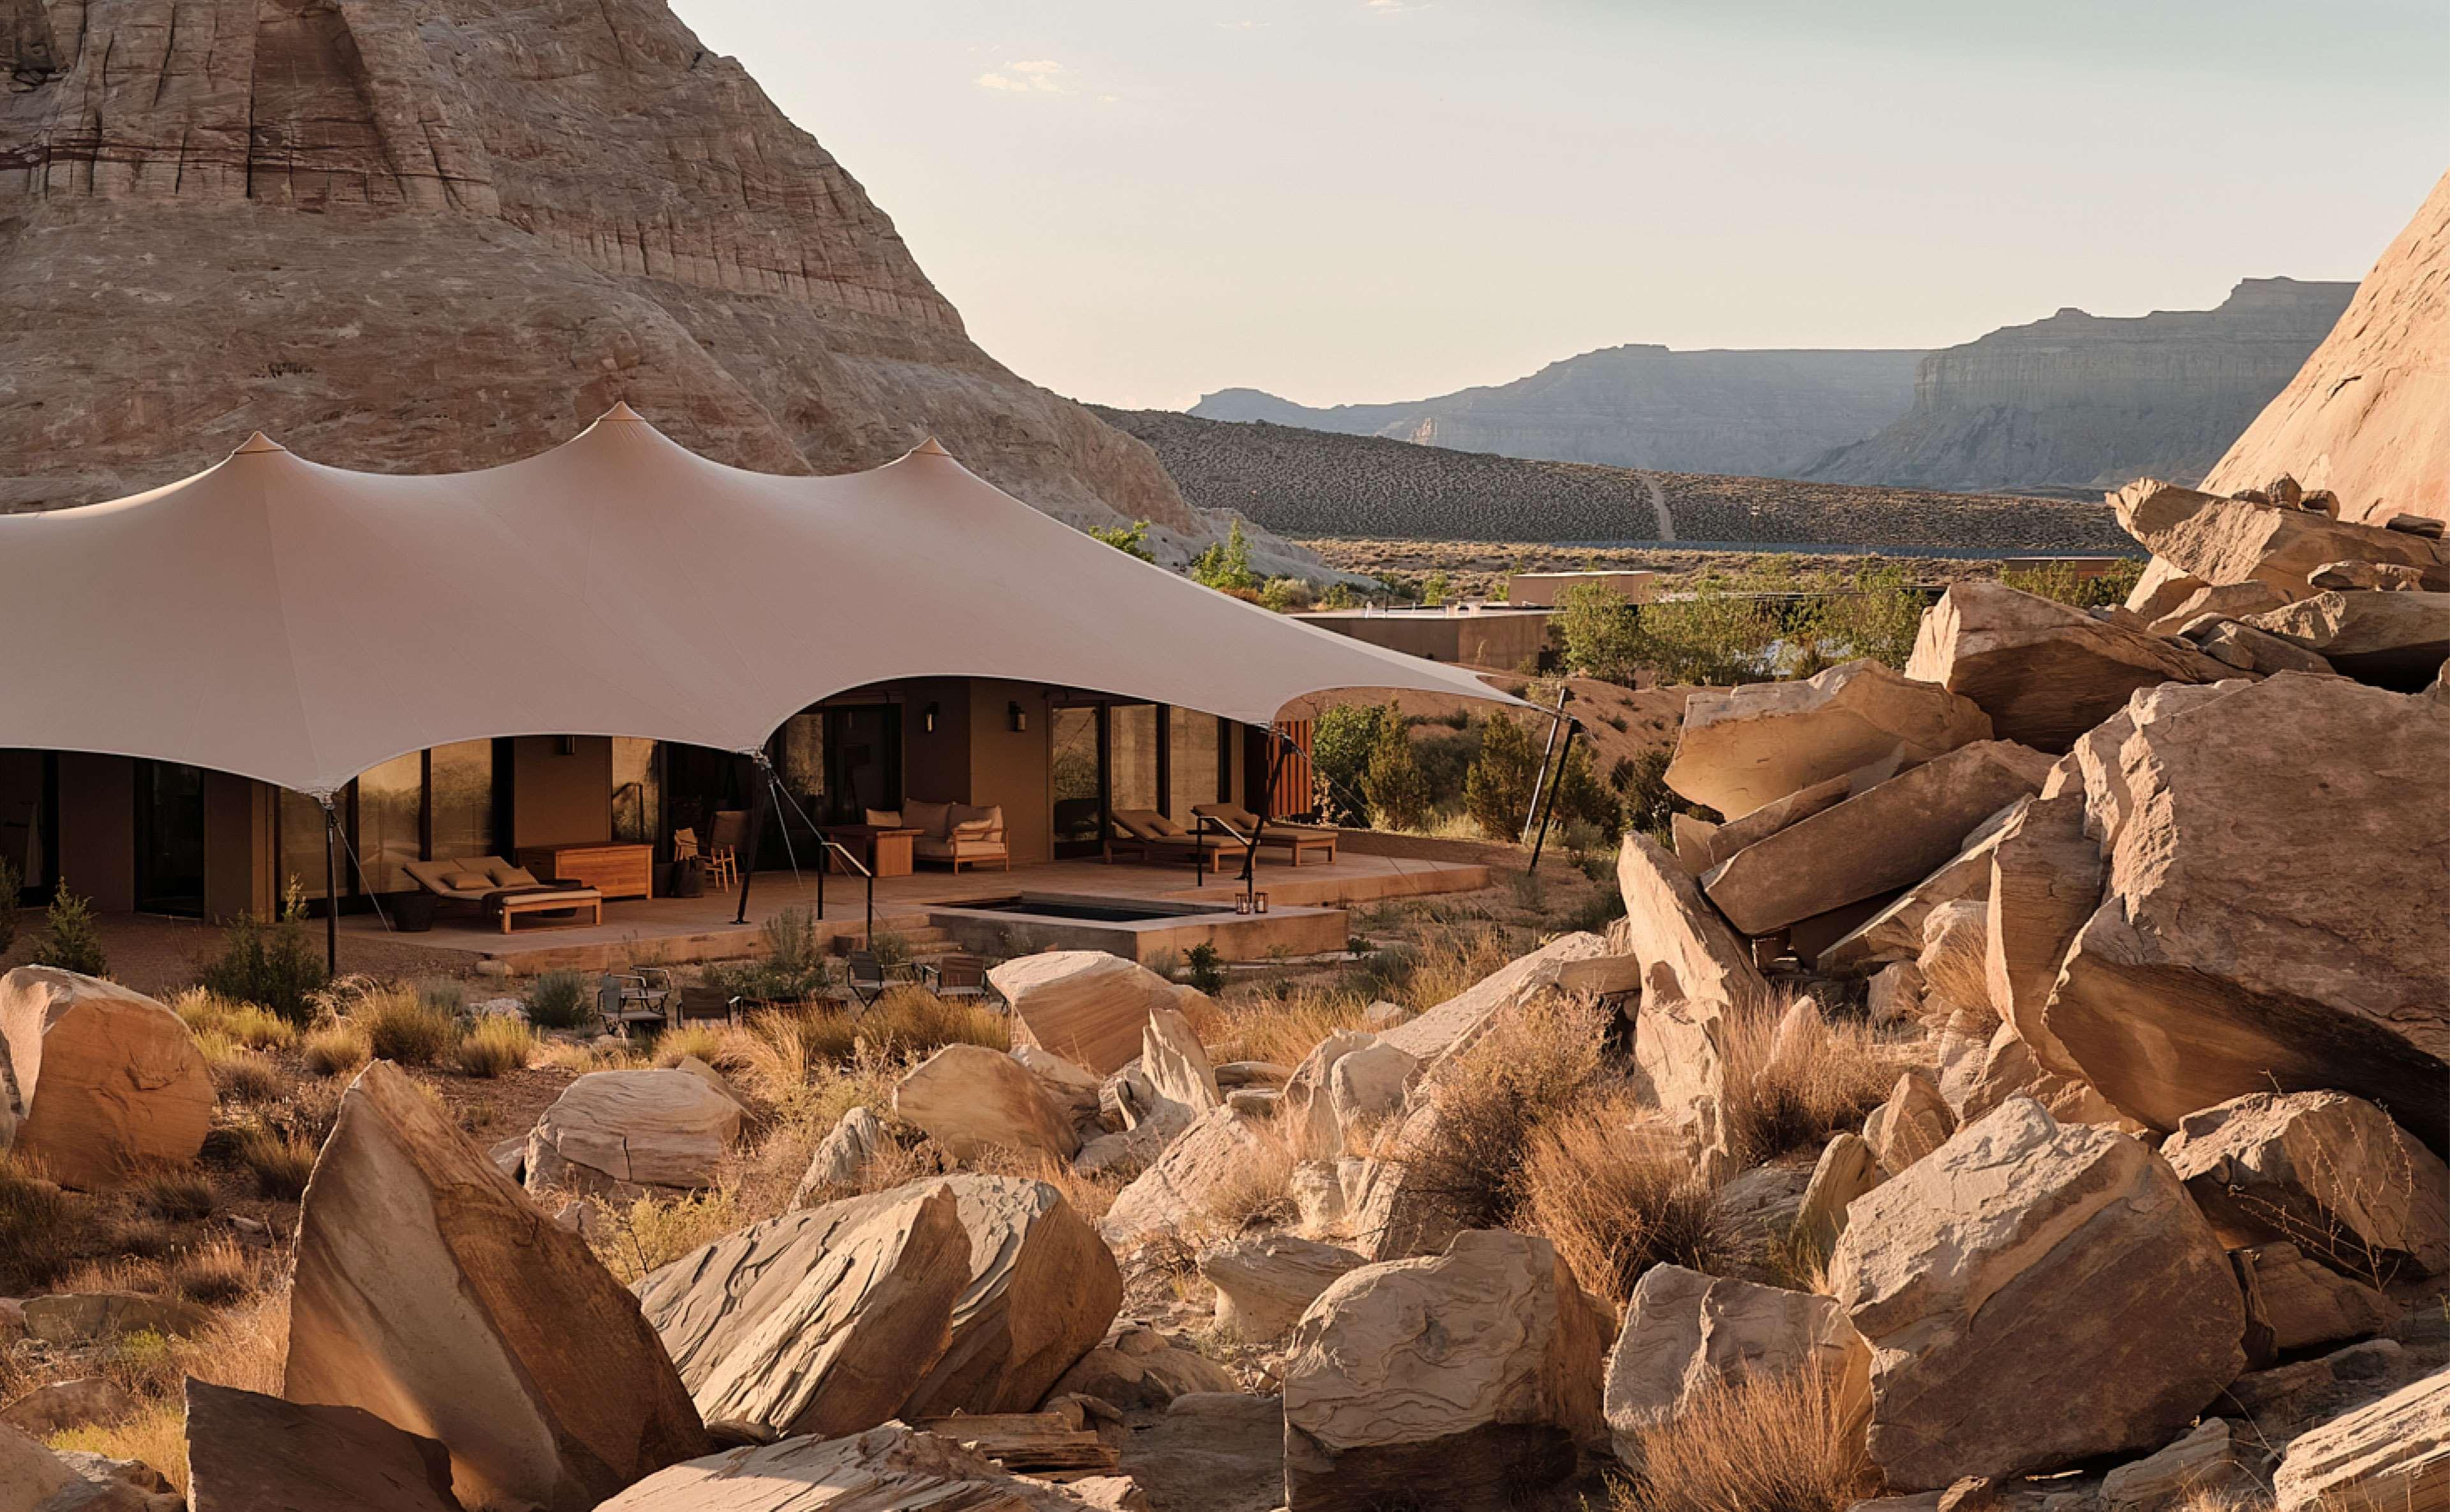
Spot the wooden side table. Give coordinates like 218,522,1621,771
517,842,654,900
822,824,919,878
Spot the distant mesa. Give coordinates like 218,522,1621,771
1806,278,2357,496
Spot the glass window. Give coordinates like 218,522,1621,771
822,706,900,824
612,739,661,848
429,740,495,862
1168,709,1222,822
278,787,334,899
1050,708,1101,850
773,715,824,818
1110,704,1158,816
356,752,424,893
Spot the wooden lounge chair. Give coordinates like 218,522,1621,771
403,856,604,930
1192,802,1339,867
1107,809,1236,873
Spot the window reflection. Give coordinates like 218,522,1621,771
429,741,494,861
356,753,423,893
1111,704,1157,815
1168,709,1222,821
612,739,660,848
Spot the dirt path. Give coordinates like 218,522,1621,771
1638,470,1676,541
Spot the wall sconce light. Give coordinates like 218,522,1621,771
554,734,577,757
1007,700,1028,733
922,702,939,735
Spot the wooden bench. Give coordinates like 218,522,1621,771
497,889,604,933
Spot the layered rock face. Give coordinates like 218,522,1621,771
0,0,1252,560
1809,279,2356,494
2205,172,2450,529
1192,345,1924,479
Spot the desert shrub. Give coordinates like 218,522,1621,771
1399,994,1612,1234
0,1151,73,1291
1360,708,1430,831
168,1237,256,1305
704,907,835,1004
196,898,327,1025
1635,581,1784,686
1720,997,1899,1167
799,988,1007,1064
357,989,456,1067
417,977,466,1016
590,1185,743,1286
1462,713,1541,840
208,1048,291,1105
1557,581,1646,684
1786,564,1928,674
1260,575,1314,613
0,856,18,958
1395,928,1520,1013
1610,1367,1875,1512
1309,704,1383,825
2001,557,2144,609
133,1165,217,1223
653,1022,733,1070
234,1127,318,1201
1616,745,1712,847
455,1016,538,1079
524,968,595,1030
1183,942,1227,995
1189,520,1258,593
301,1021,371,1078
1519,1097,1726,1311
29,883,105,976
1089,519,1155,562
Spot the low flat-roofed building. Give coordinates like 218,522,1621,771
1505,570,1659,607
1293,604,1555,671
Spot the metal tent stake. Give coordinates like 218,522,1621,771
318,794,341,975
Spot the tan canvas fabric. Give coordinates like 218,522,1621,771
0,408,1520,796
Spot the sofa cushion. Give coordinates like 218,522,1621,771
948,803,1004,841
865,808,904,828
903,798,955,840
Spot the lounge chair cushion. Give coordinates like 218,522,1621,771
490,864,541,888
903,798,956,840
443,871,492,891
865,809,904,828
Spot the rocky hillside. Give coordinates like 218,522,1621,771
0,0,1310,571
2204,172,2450,530
1194,345,1924,479
1097,406,2133,551
1808,278,2356,494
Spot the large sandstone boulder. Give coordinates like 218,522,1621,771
1662,658,1992,820
595,1423,1125,1511
2187,614,2340,676
894,1044,1081,1161
184,1379,463,1512
1675,773,1853,874
1141,1005,1222,1115
2162,1092,2450,1279
2144,579,2292,635
286,1062,708,1512
1376,931,1624,1070
1101,1105,1273,1247
2112,479,2437,596
792,1106,886,1204
2272,1367,2450,1512
992,952,1208,1076
1815,801,2016,974
1325,1041,1415,1154
1795,1132,1882,1257
2243,589,2450,688
2044,674,2450,1148
1704,741,2051,936
1615,836,1774,1014
1861,1071,1953,1175
1281,1230,1607,1512
0,1421,81,1511
1830,1098,2245,1490
1981,790,2098,1079
1199,1235,1367,1343
524,1067,743,1196
0,968,211,1190
1602,1264,1867,1464
1279,1030,1375,1160
1046,1323,1240,1411
637,1175,1120,1427
1902,581,2234,751
1631,988,1731,1180
2236,1243,2392,1356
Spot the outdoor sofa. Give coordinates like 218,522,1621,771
868,799,1010,872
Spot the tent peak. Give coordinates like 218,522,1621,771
910,436,953,458
599,401,650,424
231,433,288,457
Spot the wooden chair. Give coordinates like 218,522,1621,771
674,827,739,891
917,954,999,1007
598,970,676,1039
707,810,750,887
675,984,744,1027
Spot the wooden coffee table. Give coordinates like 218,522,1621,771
822,824,920,878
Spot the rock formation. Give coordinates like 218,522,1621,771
1191,345,1924,479
0,968,211,1190
523,1067,743,1196
1809,278,2356,494
2204,172,2450,530
0,0,1309,572
182,1380,464,1512
595,1423,1125,1511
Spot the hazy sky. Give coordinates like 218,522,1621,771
674,1,2446,411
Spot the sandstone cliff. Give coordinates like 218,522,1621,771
2202,172,2450,528
0,0,1286,568
1807,278,2355,496
1193,345,1924,480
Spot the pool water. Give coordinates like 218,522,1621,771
940,894,1224,924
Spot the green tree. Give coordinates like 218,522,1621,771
198,881,329,1024
31,882,106,977
2000,558,2145,609
1088,520,1155,563
1637,578,1782,685
1360,710,1430,831
1309,704,1384,824
1461,713,1543,840
1554,581,1645,684
1614,746,1710,847
1788,563,1927,674
1550,740,1621,835
1189,520,1257,592
1422,571,1453,606
1260,575,1314,613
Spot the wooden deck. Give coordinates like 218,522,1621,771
336,849,1490,974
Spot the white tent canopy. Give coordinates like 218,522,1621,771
0,405,1524,797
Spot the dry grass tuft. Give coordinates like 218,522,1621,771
1398,991,1612,1235
799,988,1009,1064
168,1236,259,1305
207,1047,292,1105
301,1021,371,1078
133,1164,218,1224
355,988,457,1067
1206,984,1378,1069
454,1016,538,1079
1609,1367,1875,1512
653,1023,736,1071
235,1127,318,1201
177,991,302,1054
0,1152,74,1292
48,1402,188,1492
1518,1096,1729,1313
1720,995,1900,1167
1193,1127,1300,1236
59,1287,289,1493
590,1185,745,1286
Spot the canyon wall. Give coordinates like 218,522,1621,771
2202,172,2449,528
1192,346,1925,480
1806,278,2355,495
0,0,1232,555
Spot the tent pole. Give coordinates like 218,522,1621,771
1521,685,1571,845
1243,729,1288,909
1526,718,1579,873
734,760,773,928
318,795,340,976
